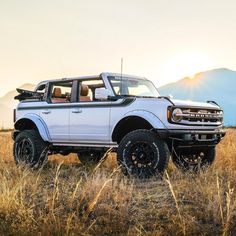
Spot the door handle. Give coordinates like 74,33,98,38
72,108,82,113
42,110,51,114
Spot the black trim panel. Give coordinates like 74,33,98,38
156,128,226,136
155,128,226,147
17,98,135,110
168,105,222,112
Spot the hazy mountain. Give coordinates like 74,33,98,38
0,103,11,129
158,68,236,126
0,83,35,128
0,83,34,104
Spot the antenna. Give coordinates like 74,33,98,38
121,57,123,77
120,57,123,95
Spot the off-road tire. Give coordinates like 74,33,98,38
77,151,105,166
13,130,48,169
117,129,170,178
172,147,215,171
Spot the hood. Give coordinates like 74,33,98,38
170,99,221,110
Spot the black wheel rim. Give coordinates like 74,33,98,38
181,152,205,166
175,151,206,171
125,141,159,177
15,138,34,164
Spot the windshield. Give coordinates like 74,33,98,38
108,76,160,97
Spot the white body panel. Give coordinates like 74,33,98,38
40,105,70,142
70,102,110,142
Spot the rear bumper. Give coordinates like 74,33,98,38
156,128,226,148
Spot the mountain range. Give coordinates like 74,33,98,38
0,68,235,128
158,68,236,126
0,83,35,128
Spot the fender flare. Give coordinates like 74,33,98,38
123,110,166,129
15,114,51,142
111,109,166,136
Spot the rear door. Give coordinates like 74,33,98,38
40,80,74,142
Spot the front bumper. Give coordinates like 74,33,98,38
156,128,226,148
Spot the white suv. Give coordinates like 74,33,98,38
13,72,225,177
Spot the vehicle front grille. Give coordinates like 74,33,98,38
171,107,223,126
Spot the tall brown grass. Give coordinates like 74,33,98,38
0,130,236,235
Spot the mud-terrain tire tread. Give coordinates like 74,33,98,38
117,129,170,178
13,130,48,169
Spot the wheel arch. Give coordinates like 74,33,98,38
14,114,51,142
112,110,165,143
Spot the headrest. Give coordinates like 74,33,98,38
53,88,62,98
80,84,89,96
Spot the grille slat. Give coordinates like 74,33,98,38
176,108,223,126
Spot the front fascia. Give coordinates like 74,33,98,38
110,97,224,132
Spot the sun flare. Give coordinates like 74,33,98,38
165,52,214,81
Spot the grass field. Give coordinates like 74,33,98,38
0,130,236,235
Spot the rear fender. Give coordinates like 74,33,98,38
14,114,51,142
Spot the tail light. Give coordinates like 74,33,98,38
13,109,16,123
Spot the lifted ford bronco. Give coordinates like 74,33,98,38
13,72,225,177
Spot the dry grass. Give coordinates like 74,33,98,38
0,130,236,235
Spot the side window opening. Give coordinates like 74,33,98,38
35,84,47,101
78,79,106,102
49,81,73,103
36,84,46,94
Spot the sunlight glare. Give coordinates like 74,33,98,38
165,52,214,82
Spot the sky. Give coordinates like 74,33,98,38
0,0,236,96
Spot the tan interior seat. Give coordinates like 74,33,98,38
80,84,91,102
53,88,62,98
52,87,67,103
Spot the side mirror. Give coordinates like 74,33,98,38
95,88,112,100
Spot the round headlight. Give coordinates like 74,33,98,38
172,108,183,122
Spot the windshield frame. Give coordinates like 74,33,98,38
107,75,160,98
